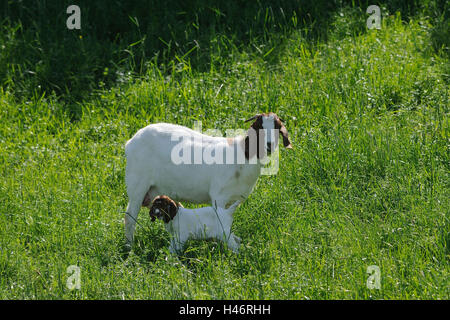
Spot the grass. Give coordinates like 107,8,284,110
0,1,449,299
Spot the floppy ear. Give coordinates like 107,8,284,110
244,114,261,123
162,197,178,223
280,125,292,149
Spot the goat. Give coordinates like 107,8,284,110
149,195,242,253
124,112,292,246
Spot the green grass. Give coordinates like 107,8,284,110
0,1,449,299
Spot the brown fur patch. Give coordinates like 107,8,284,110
244,115,262,159
149,195,178,223
244,113,292,159
274,116,292,149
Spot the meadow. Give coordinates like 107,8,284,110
0,0,448,299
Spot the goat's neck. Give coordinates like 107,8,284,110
234,132,267,164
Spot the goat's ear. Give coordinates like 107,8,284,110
280,125,293,149
244,114,260,123
168,199,178,221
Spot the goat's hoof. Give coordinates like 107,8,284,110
120,241,132,258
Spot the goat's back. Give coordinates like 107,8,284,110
125,123,239,204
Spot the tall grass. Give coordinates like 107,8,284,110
0,1,448,299
1,1,447,107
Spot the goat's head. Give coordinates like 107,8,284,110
244,112,292,159
149,195,178,223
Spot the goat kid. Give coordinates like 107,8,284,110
149,195,242,253
124,112,292,246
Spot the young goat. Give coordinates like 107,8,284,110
149,195,241,253
124,112,292,246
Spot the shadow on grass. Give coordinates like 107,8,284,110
125,224,239,275
177,240,232,273
3,0,431,112
127,225,171,263
2,0,442,120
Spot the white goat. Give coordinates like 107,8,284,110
124,112,292,246
148,195,242,253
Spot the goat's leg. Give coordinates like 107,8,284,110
209,196,227,210
124,177,151,247
227,235,240,253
